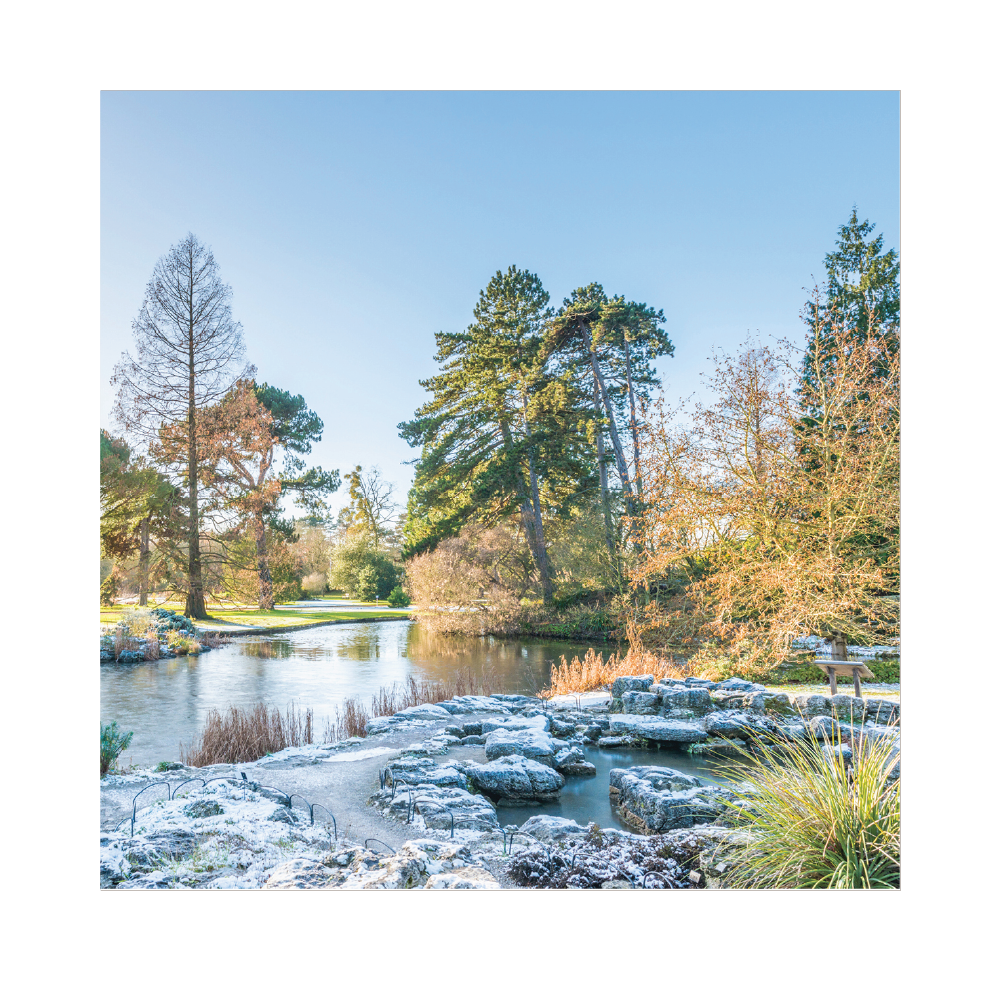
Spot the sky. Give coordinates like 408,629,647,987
101,91,900,515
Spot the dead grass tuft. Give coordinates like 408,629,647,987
538,647,685,698
181,702,314,766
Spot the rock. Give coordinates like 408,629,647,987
384,757,466,789
392,703,452,721
683,677,718,690
717,678,758,692
702,710,775,740
792,694,832,718
461,721,483,736
621,690,662,715
413,786,499,832
583,723,605,740
437,695,511,715
740,691,796,717
830,695,866,723
600,879,634,889
337,845,429,889
609,714,708,744
484,727,558,768
611,675,655,699
656,686,714,716
263,858,338,889
865,699,900,725
424,866,500,889
365,716,410,736
465,754,565,804
480,715,550,734
460,734,486,745
441,724,465,738
517,815,589,843
548,718,578,739
554,746,596,776
598,735,635,748
608,766,734,834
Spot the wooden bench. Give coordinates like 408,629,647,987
815,659,874,698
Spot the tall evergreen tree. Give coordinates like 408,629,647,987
399,266,595,603
802,208,900,396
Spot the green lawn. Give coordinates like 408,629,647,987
191,608,410,629
100,602,410,630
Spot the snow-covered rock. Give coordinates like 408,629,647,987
517,815,589,844
484,727,558,768
609,765,735,835
608,714,708,744
465,754,565,804
424,866,499,888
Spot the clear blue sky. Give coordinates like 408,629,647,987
101,91,899,513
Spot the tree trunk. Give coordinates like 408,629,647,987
584,326,634,506
184,294,207,621
592,374,615,558
623,336,642,499
254,512,275,610
138,516,150,607
526,455,553,605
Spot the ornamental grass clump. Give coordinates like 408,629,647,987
717,727,900,888
539,647,685,698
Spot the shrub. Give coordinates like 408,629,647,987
328,534,400,601
100,721,134,775
716,726,900,888
386,585,409,607
301,571,327,596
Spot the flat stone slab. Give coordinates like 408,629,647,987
608,714,707,743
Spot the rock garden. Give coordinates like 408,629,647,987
101,672,899,889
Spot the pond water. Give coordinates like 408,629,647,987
494,744,732,833
101,620,620,766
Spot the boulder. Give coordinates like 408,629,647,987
608,766,734,834
792,694,832,718
460,734,486,745
465,754,565,804
865,699,900,725
548,718,578,739
717,678,759,692
702,710,775,740
683,677,718,690
656,686,714,716
480,715,550,734
598,735,635,748
621,690,662,715
830,695,866,723
424,866,500,889
484,727,558,768
263,858,338,889
740,691,796,717
554,746,597,777
461,721,483,736
611,675,655,699
518,815,588,843
437,695,512,715
413,786,499,832
609,714,708,744
384,757,465,789
392,703,452,721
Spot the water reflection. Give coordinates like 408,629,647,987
102,620,618,766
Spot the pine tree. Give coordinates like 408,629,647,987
399,266,596,603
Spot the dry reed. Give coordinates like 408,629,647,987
181,702,314,766
538,647,685,698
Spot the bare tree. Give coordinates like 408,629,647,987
112,233,252,619
337,465,400,543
